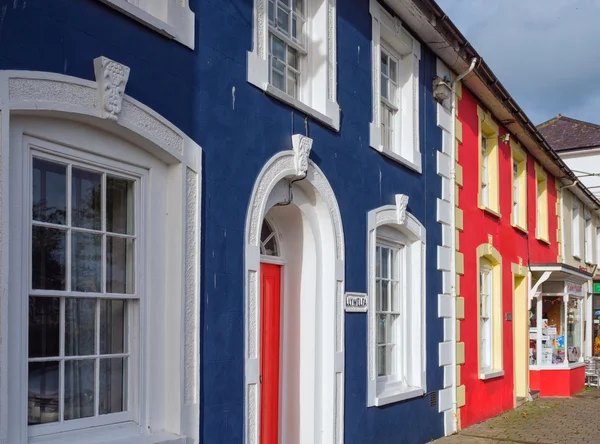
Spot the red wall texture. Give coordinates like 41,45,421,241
530,366,585,397
457,87,560,427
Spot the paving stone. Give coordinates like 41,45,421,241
432,389,600,444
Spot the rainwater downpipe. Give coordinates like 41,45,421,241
449,57,477,434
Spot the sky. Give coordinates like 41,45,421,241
435,0,600,126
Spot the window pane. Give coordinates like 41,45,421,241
293,0,303,14
287,46,298,70
72,168,102,230
32,158,67,225
388,314,398,343
271,35,286,61
65,298,96,357
107,177,135,235
107,237,134,294
100,300,125,355
381,280,388,311
386,345,394,376
64,359,95,420
375,280,381,311
271,66,285,93
268,0,274,24
276,5,290,35
380,74,388,100
381,247,389,278
377,314,386,345
100,358,126,415
376,246,381,276
29,297,60,358
71,232,102,293
28,361,59,425
389,59,397,83
287,69,298,99
391,281,398,312
32,226,66,290
377,345,386,377
380,53,388,76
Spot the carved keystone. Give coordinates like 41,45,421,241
395,194,409,225
292,134,313,177
94,56,130,121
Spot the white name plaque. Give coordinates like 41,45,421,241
345,292,368,312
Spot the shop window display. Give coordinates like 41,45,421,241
540,297,565,365
529,298,537,365
529,280,584,368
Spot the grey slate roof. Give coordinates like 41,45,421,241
538,115,600,152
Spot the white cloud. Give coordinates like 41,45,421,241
436,0,600,124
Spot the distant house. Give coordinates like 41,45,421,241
540,115,600,362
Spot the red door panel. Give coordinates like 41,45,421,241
260,263,281,444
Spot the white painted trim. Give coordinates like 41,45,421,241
97,0,195,49
247,0,340,131
373,386,425,406
435,58,457,436
479,370,504,380
0,69,201,444
530,361,586,371
369,0,421,172
244,147,345,443
366,201,426,407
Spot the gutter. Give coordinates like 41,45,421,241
393,0,600,213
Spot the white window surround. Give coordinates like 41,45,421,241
0,67,201,444
247,0,340,131
369,0,421,173
573,199,581,259
97,0,195,49
584,209,593,264
367,195,426,407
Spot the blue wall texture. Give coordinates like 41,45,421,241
0,0,445,442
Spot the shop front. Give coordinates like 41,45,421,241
528,265,590,396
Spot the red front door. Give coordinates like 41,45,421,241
260,263,281,444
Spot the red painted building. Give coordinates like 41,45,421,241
457,86,560,428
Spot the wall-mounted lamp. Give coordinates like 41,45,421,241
499,133,511,144
433,75,452,103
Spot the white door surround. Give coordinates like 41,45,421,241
244,147,345,444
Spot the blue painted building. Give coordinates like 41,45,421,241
0,0,452,443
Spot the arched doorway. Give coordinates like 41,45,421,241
244,147,345,444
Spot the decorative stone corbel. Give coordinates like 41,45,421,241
292,134,313,177
395,194,409,225
94,56,130,121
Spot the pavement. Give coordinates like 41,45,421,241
432,388,600,444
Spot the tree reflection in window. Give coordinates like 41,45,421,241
260,219,279,257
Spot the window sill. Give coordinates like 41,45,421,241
511,222,528,235
479,205,501,219
369,123,422,174
536,236,550,245
373,383,425,406
479,370,504,380
29,423,186,444
530,362,585,371
97,0,195,49
262,85,340,131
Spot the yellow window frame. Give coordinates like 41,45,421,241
476,243,503,379
477,106,500,216
534,163,549,243
510,140,527,232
